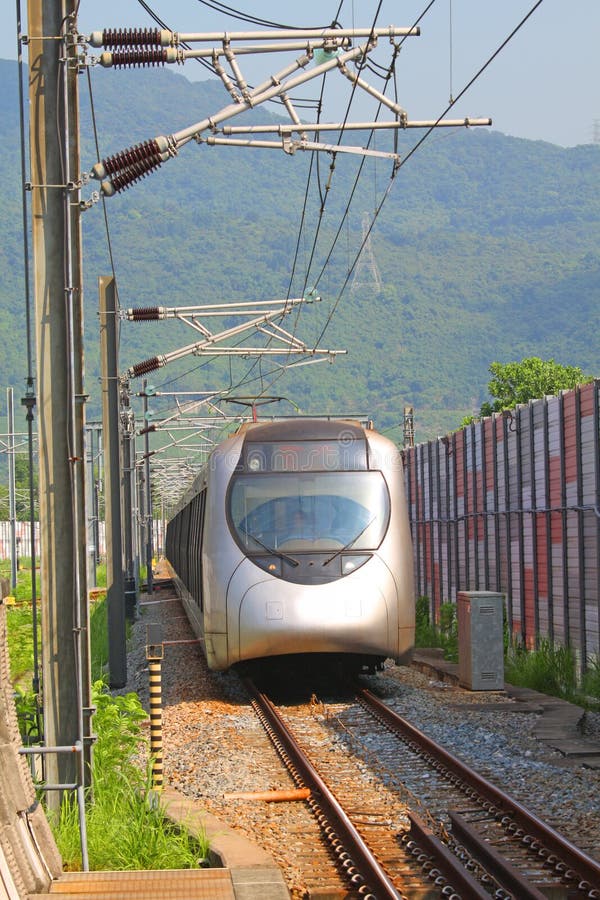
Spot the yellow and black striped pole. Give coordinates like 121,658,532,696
146,624,164,790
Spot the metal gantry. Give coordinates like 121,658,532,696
120,296,346,379
80,23,490,197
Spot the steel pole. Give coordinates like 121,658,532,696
121,393,138,620
84,425,97,589
143,381,154,595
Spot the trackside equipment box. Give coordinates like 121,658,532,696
457,591,504,690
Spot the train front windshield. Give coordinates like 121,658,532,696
228,471,390,554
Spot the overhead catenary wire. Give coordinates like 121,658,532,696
253,0,391,388
193,0,332,30
247,0,545,407
301,0,548,352
219,0,432,407
132,0,322,110
286,0,433,304
393,0,546,175
266,0,416,370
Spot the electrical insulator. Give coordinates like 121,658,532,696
127,307,162,321
102,139,164,177
103,161,158,194
100,47,179,68
88,28,171,49
93,137,174,195
130,357,162,378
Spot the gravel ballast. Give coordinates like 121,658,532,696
116,589,600,888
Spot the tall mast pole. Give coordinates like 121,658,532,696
26,0,92,802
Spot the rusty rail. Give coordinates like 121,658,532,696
243,677,402,898
357,685,600,894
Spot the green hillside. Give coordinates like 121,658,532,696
2,59,599,443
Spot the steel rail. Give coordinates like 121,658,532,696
448,811,547,900
243,677,401,899
357,686,600,893
404,812,489,899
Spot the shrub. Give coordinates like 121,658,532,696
53,682,209,871
504,639,577,699
414,596,458,662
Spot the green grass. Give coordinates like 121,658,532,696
415,596,458,662
52,683,209,871
0,557,38,603
6,603,41,685
416,594,600,709
581,657,600,702
503,638,600,710
4,561,209,872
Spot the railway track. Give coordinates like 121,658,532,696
243,675,600,898
354,686,600,897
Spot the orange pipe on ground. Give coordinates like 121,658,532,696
223,788,311,802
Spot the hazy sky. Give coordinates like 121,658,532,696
5,0,600,147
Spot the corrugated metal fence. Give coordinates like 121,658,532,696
403,380,600,665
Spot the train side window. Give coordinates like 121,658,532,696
196,489,207,611
189,493,200,607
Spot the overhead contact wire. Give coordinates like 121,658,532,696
395,0,546,173
311,0,546,349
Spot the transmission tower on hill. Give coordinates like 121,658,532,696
351,214,382,293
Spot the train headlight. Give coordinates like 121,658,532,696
342,554,370,575
254,556,282,577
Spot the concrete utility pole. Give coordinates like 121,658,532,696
7,388,18,591
27,0,92,801
99,276,127,688
142,382,154,597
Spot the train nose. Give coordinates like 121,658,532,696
235,581,391,663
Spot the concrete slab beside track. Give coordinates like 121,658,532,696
412,648,600,769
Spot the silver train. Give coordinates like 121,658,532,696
165,418,415,672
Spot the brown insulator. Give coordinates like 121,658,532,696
101,138,163,177
131,357,161,378
129,307,161,321
109,157,163,192
102,27,163,49
111,47,169,68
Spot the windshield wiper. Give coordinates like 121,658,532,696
323,516,376,566
240,527,299,567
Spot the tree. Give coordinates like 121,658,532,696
461,357,593,426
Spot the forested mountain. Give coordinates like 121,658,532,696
2,58,599,442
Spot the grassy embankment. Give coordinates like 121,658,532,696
2,559,208,871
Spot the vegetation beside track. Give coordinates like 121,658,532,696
415,593,600,710
2,560,209,872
